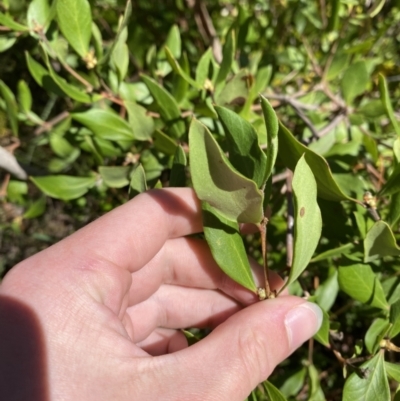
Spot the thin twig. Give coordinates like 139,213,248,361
34,111,70,135
259,217,272,299
317,113,346,138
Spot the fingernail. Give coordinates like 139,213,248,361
284,302,323,351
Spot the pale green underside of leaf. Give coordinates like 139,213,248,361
343,352,390,401
364,220,400,262
56,0,92,58
286,155,322,288
202,203,256,292
30,175,96,200
338,264,389,309
99,166,131,188
189,118,263,224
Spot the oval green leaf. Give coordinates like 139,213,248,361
0,80,19,136
338,263,389,310
56,0,92,58
99,166,131,188
30,175,96,200
129,164,147,199
379,73,400,137
72,109,134,141
189,118,263,224
27,0,51,32
341,61,369,105
215,105,267,188
284,155,322,288
343,352,390,401
203,202,256,292
263,380,288,401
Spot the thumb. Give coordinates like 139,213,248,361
158,296,322,401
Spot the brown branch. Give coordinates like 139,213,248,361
34,111,70,135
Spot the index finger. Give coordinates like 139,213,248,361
27,188,203,274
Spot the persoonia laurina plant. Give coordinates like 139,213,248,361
1,0,400,400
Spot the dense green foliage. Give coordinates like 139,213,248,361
1,0,400,399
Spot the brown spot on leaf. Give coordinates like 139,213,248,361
300,207,305,217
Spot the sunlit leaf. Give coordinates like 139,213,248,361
195,48,212,88
389,299,400,338
338,263,389,310
202,202,256,292
343,352,390,401
215,69,250,106
99,166,131,188
215,30,235,88
365,318,390,354
308,364,326,401
379,163,400,197
385,362,400,383
379,73,400,137
153,129,177,155
17,80,32,113
313,308,330,347
72,108,134,141
30,175,96,200
123,101,154,141
189,118,263,224
279,368,307,398
23,196,46,219
27,0,51,33
0,12,28,31
263,380,288,401
56,0,92,58
129,164,147,199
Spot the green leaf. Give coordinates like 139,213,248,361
278,122,355,202
165,47,201,89
343,352,390,401
365,318,390,354
99,166,131,188
388,193,400,227
285,155,322,288
313,308,330,347
153,129,177,155
169,145,187,187
364,221,400,262
385,362,400,383
379,163,400,197
315,269,339,311
308,364,326,401
0,80,19,135
338,264,389,310
17,80,32,113
195,48,212,87
110,27,129,82
98,0,131,66
25,52,64,97
72,109,134,141
27,0,51,32
378,74,400,137
189,118,263,224
263,380,288,401
389,299,400,338
215,69,250,106
56,0,92,58
123,101,154,141
279,368,307,398
260,96,279,183
156,24,181,77
341,61,369,105
129,164,147,199
215,30,235,88
0,12,28,31
203,203,256,292
141,74,184,138
30,175,96,200
215,105,267,188
23,196,46,219
311,243,355,263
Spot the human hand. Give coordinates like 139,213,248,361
0,188,322,401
